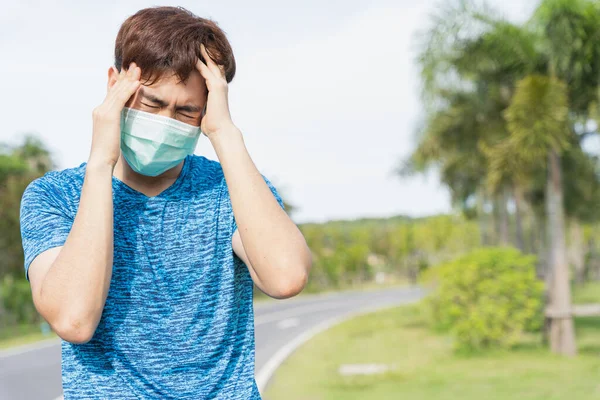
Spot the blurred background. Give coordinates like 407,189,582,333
2,0,600,399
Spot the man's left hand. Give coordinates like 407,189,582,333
196,43,235,138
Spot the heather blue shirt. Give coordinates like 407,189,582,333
19,154,284,399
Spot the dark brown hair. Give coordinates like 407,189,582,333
114,6,236,85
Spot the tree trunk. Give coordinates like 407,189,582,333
477,188,489,246
495,188,510,245
513,184,525,252
534,214,547,279
546,150,576,356
568,219,586,286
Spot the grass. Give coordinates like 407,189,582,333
264,297,600,399
0,323,57,350
572,280,600,304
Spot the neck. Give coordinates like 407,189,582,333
113,152,185,193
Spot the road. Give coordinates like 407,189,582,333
0,286,422,399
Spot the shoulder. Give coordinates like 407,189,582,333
21,162,86,209
186,154,226,183
185,154,283,206
186,154,277,186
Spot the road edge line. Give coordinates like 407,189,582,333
255,297,421,395
0,337,61,359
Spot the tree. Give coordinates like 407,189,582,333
0,135,54,279
0,134,53,330
504,75,575,355
404,0,600,355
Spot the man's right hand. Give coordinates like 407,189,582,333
89,62,141,168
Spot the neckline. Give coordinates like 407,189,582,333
110,155,192,199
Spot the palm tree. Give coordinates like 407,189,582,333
504,75,575,355
404,0,600,355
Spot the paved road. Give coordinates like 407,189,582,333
0,286,422,399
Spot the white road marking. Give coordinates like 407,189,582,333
276,318,299,329
255,301,350,326
338,363,396,376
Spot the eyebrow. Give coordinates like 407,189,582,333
141,90,202,113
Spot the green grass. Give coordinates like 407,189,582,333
264,304,600,400
573,281,600,304
0,324,57,350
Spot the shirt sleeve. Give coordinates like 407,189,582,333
20,177,73,282
231,174,286,233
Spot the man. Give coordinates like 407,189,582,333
19,6,312,399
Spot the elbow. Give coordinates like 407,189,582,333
271,264,310,300
52,316,97,344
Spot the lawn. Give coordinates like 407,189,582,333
0,323,57,350
264,285,600,400
573,280,600,304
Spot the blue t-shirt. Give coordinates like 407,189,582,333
19,154,284,399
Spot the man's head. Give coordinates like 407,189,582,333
108,6,236,126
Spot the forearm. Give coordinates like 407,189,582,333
210,126,311,293
41,161,114,338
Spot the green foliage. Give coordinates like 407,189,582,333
0,135,53,280
405,0,600,229
0,275,39,326
299,215,481,292
504,75,570,163
0,135,53,333
423,247,544,351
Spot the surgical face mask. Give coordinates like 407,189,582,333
120,107,202,177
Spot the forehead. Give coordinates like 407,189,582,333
142,70,207,103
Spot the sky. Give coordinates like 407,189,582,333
0,0,539,223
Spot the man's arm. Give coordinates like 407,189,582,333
195,43,312,299
28,164,115,344
26,63,142,343
213,127,312,299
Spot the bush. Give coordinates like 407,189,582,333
422,247,544,351
1,275,39,326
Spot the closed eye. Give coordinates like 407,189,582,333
142,102,160,109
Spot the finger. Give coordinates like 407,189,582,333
125,62,137,78
217,64,226,79
195,57,215,81
200,43,223,78
131,65,141,81
106,67,127,103
110,65,134,97
110,66,126,93
116,79,141,106
112,65,140,105
125,64,140,83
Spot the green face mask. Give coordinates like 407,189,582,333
120,107,202,177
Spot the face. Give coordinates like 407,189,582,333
107,66,208,127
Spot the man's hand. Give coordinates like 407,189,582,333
199,42,312,298
24,65,139,344
89,62,141,168
195,43,235,138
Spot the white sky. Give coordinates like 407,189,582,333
0,0,538,223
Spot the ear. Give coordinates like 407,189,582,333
107,65,120,91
